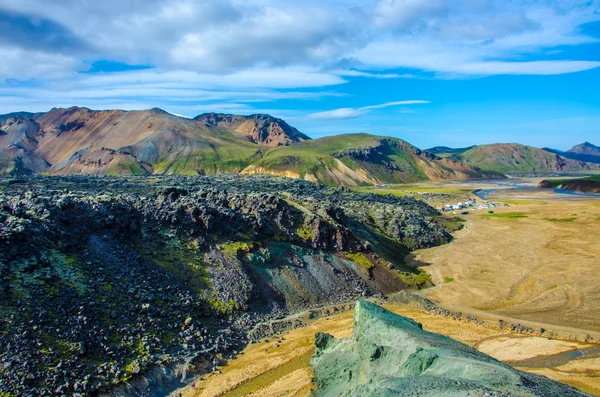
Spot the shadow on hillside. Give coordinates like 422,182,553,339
404,253,433,271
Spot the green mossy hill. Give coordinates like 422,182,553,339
0,174,451,396
247,134,500,186
311,300,589,397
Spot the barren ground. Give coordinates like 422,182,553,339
417,180,600,333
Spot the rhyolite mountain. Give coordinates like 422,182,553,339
0,107,499,185
194,112,311,146
427,143,600,173
311,300,590,397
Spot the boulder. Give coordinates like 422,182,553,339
310,300,589,397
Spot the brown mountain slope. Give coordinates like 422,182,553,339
26,107,264,176
194,112,311,146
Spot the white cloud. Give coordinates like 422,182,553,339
308,100,429,120
0,0,597,82
452,60,600,76
374,0,446,30
357,0,600,76
0,45,84,80
355,39,600,76
80,68,347,90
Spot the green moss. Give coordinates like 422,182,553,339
346,252,374,271
123,359,140,375
296,224,314,241
138,237,210,293
207,294,239,315
219,241,255,257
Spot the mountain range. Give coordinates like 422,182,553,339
0,107,501,185
427,142,600,173
1,106,597,183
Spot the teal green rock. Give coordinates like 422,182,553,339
310,300,590,397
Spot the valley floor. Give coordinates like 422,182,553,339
173,177,600,397
417,180,600,333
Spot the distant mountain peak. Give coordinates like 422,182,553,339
568,141,600,155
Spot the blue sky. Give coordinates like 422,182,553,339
0,0,599,150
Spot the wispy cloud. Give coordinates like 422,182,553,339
308,100,429,120
333,69,415,79
0,67,347,116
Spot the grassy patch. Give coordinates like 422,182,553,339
436,216,466,232
444,276,455,283
544,217,577,223
483,212,528,219
397,268,432,289
346,252,374,271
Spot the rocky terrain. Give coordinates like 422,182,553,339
427,143,600,173
0,175,454,396
311,300,590,396
0,107,497,185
